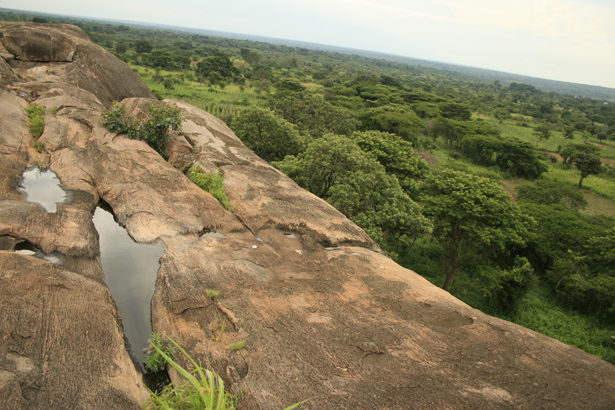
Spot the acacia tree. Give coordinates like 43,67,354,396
229,106,306,162
572,152,603,188
421,169,535,291
273,134,432,252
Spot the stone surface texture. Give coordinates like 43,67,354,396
1,22,614,410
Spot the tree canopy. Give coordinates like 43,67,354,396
421,169,535,290
273,134,432,253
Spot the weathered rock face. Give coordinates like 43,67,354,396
1,22,614,410
0,22,155,107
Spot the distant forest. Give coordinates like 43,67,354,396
3,9,615,365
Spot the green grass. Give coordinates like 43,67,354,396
484,117,615,161
544,163,615,201
188,165,233,211
504,284,615,365
144,336,307,410
129,64,267,120
25,104,46,138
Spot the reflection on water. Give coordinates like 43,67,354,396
18,167,68,212
93,204,164,368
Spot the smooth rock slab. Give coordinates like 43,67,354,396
0,253,149,409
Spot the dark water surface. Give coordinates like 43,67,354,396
18,166,166,376
92,205,164,368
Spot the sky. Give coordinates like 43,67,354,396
4,0,615,88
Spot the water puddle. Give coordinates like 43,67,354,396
14,241,65,265
202,232,226,238
92,203,164,369
18,167,69,212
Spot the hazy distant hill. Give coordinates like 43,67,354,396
2,7,614,101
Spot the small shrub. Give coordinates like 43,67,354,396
206,289,220,300
32,140,45,153
50,106,58,115
100,101,184,158
144,333,175,372
230,340,245,351
25,104,46,138
188,164,233,211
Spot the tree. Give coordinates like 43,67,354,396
115,42,128,54
493,137,548,179
196,52,238,80
533,123,551,140
135,40,153,54
572,152,603,188
421,169,534,291
559,142,601,164
230,107,306,162
348,130,427,197
273,135,432,252
268,92,359,139
357,104,425,146
516,180,587,210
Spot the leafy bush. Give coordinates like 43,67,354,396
230,106,306,162
145,333,175,372
100,101,184,157
516,180,587,209
25,104,46,138
188,165,233,211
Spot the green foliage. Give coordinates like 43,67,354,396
25,104,46,138
188,165,233,211
274,134,432,254
206,289,220,300
421,168,535,290
516,180,587,209
145,333,176,372
230,106,306,162
519,203,606,271
196,52,239,81
348,130,427,196
357,104,425,146
533,123,552,140
477,256,536,314
547,229,615,320
493,137,548,179
135,39,153,54
32,140,45,153
145,336,308,409
229,340,245,351
143,336,238,409
559,141,601,164
505,283,615,365
100,101,184,157
268,93,359,139
572,152,603,188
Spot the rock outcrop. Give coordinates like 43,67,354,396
1,22,614,409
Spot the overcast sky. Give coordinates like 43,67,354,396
4,0,615,88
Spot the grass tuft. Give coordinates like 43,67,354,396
188,165,233,211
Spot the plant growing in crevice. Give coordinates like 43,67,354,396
143,336,307,410
211,315,227,342
100,101,184,158
144,333,176,372
188,164,233,211
230,340,245,351
25,103,46,138
206,289,220,300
